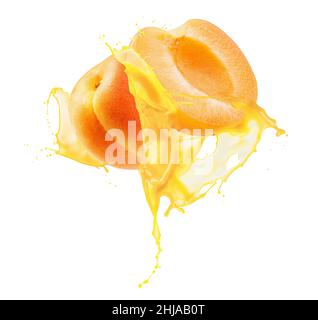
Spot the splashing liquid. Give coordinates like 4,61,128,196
114,48,284,286
47,28,284,287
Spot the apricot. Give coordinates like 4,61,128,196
69,55,141,169
130,19,258,131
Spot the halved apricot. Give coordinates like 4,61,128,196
69,56,140,169
130,19,258,131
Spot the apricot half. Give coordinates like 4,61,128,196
69,55,140,168
130,19,258,131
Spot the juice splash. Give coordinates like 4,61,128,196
47,19,284,287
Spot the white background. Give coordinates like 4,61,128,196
0,0,317,299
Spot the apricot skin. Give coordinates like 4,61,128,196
93,56,141,147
